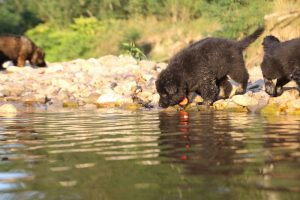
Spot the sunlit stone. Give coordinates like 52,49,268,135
59,180,77,187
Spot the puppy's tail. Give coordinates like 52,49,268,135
237,27,264,50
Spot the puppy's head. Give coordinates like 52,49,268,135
31,47,47,67
155,68,185,108
262,35,280,48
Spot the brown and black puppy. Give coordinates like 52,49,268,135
261,35,300,97
156,28,264,108
0,35,46,70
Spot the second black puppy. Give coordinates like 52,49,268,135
261,35,300,97
156,28,264,108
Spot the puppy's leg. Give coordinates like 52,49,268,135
197,78,218,106
292,67,300,95
12,60,18,66
264,78,276,96
275,76,290,96
17,55,26,67
217,77,232,99
0,60,5,71
228,67,249,95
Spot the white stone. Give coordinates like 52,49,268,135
97,93,124,104
149,93,160,104
232,95,259,107
0,104,18,114
45,65,64,73
139,60,156,70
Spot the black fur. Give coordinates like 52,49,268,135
156,28,264,108
261,35,300,96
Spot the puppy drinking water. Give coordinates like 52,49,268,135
156,28,264,108
261,35,300,97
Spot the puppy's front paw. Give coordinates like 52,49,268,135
265,80,276,97
202,100,213,106
266,87,276,97
275,86,284,96
235,88,246,95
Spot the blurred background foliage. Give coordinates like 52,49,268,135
0,0,299,63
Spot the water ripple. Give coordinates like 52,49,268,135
0,110,300,199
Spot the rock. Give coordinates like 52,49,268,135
110,64,140,75
96,102,120,108
142,73,154,82
155,62,168,72
149,93,160,105
247,91,269,112
85,93,101,104
185,103,199,111
213,99,228,111
286,99,300,110
56,90,71,101
163,106,179,112
248,66,264,82
1,54,296,113
286,110,300,115
136,91,152,101
68,63,82,73
232,94,259,107
225,102,248,112
9,86,24,96
260,104,281,115
22,95,45,106
97,93,124,104
193,95,203,104
113,81,137,95
86,65,105,76
45,65,64,73
98,55,137,68
6,66,24,73
63,101,79,108
121,103,142,111
52,78,73,90
0,89,9,97
42,86,60,96
118,55,138,65
269,89,299,105
139,60,156,70
0,104,18,116
83,103,97,109
5,96,21,101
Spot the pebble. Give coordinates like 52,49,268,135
0,55,299,113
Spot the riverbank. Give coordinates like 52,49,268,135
0,55,299,115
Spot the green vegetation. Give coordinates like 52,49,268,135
0,0,273,62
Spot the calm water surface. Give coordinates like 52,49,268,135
0,109,300,200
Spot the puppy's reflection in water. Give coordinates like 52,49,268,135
158,111,245,175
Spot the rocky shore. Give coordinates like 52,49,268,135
0,55,299,115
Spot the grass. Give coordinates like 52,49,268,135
92,16,220,61
25,0,299,66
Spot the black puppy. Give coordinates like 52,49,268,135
156,28,264,108
261,35,300,97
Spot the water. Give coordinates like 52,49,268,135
0,109,300,200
